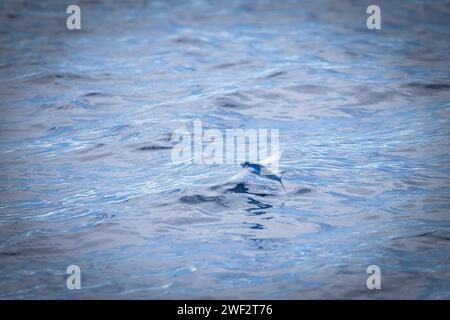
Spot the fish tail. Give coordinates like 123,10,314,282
280,178,286,191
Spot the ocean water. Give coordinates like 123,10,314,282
0,0,450,299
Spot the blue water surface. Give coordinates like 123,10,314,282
0,0,450,299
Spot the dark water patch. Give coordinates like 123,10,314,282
241,162,284,190
48,126,64,132
243,222,265,230
285,84,331,94
213,92,252,109
337,107,379,118
56,104,75,110
265,71,287,79
56,100,95,110
294,187,312,195
23,72,91,84
83,91,108,97
392,230,450,242
0,251,20,257
226,183,271,197
108,124,131,136
179,194,226,206
77,143,105,154
212,60,249,69
403,179,426,187
78,152,113,162
2,0,449,300
424,84,450,90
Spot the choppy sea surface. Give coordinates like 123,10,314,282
1,0,450,299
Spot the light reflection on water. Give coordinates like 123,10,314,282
0,0,450,299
